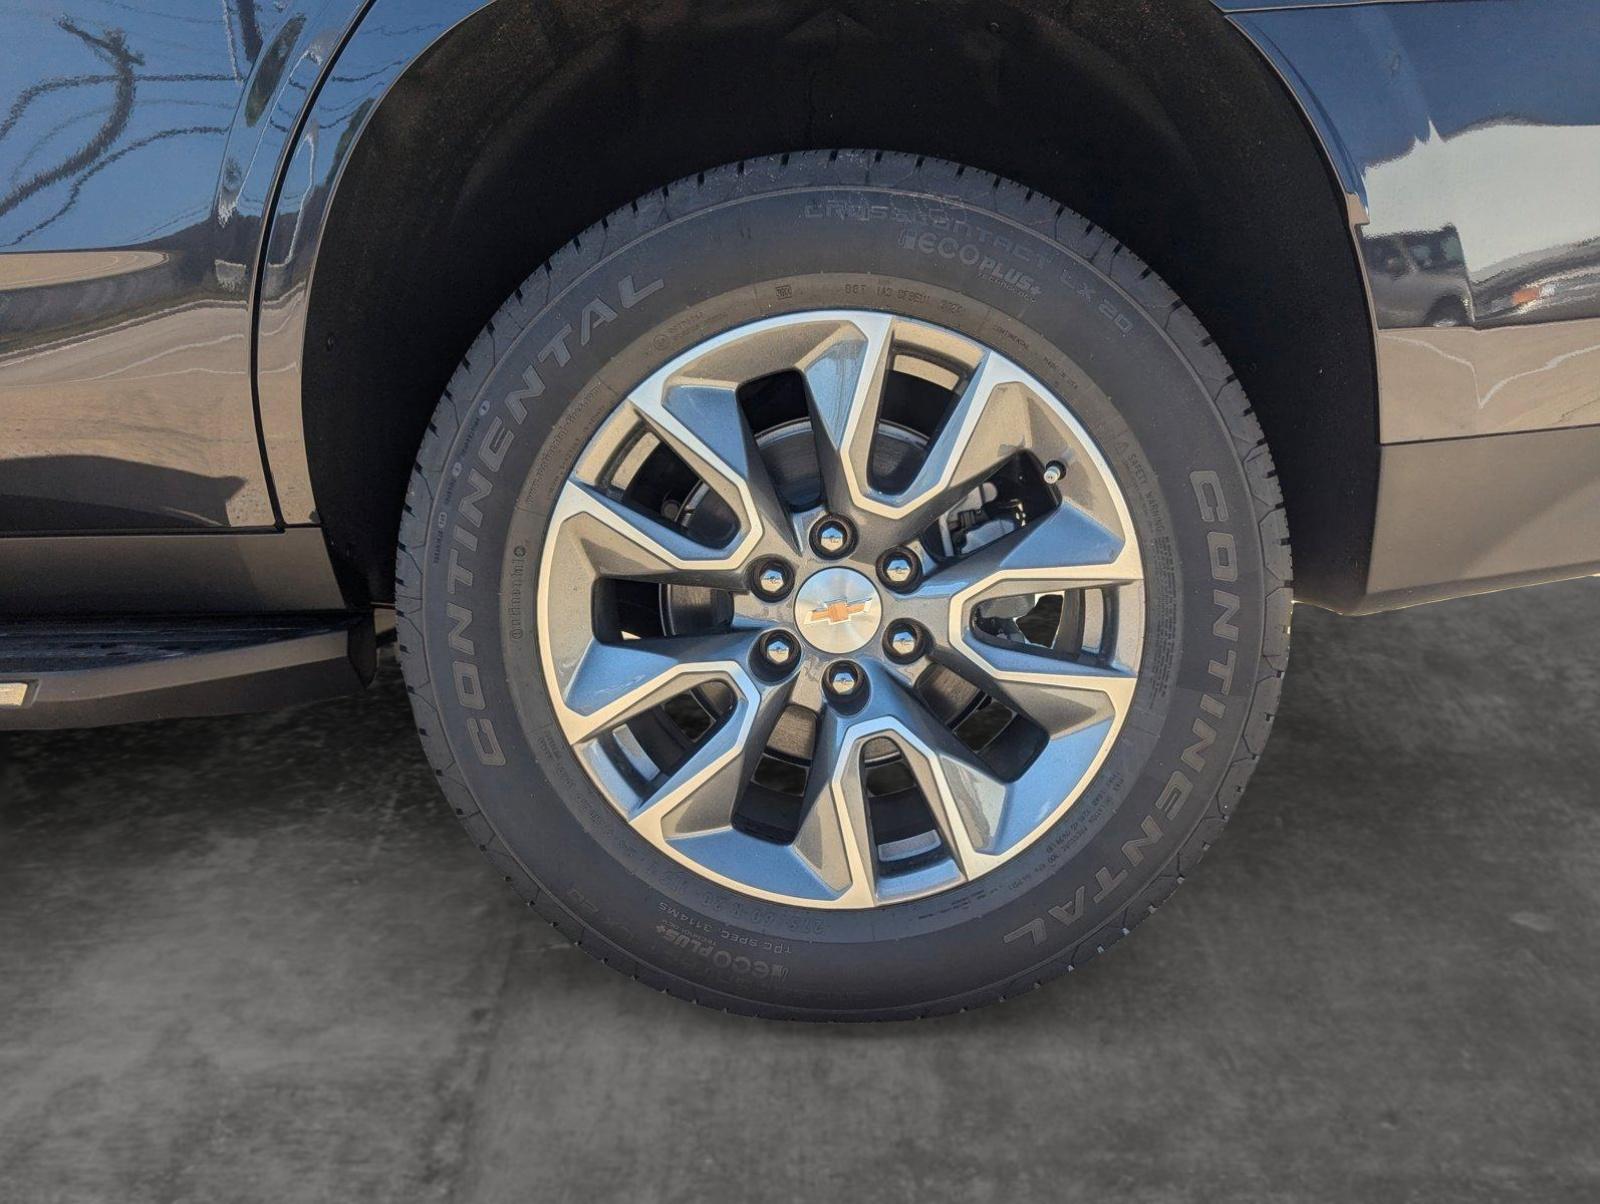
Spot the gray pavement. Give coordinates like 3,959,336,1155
3,579,1598,1203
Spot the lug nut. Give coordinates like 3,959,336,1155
885,621,923,662
760,632,797,669
879,550,920,590
825,662,862,697
1042,460,1066,485
811,516,853,558
753,560,792,600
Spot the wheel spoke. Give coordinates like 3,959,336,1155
549,482,753,590
799,312,895,518
627,377,796,556
559,628,798,845
558,630,758,739
791,706,880,906
791,665,1014,899
898,502,1140,735
881,352,1037,537
802,330,1054,541
871,682,1011,873
632,670,796,843
940,644,1136,736
919,500,1141,604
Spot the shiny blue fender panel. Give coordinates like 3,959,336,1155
1222,0,1600,443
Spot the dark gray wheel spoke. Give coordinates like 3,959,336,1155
933,642,1136,736
632,667,796,843
871,352,1038,540
790,704,881,905
918,500,1142,603
845,663,1012,874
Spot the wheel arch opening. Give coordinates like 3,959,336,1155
300,0,1376,608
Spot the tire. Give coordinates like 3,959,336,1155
395,150,1292,1020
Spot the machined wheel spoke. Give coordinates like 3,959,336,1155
881,352,1036,537
564,629,796,843
897,501,1140,733
632,671,796,843
919,500,1142,607
560,629,760,739
791,666,1012,900
801,326,1053,541
800,312,896,518
552,483,753,590
940,643,1136,737
626,377,797,557
872,686,1011,872
791,706,881,906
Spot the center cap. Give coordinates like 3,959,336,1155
794,567,882,654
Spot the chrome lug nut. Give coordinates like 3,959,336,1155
760,633,798,669
879,549,919,590
753,560,792,600
811,516,853,558
885,622,923,662
1042,459,1066,485
826,662,862,697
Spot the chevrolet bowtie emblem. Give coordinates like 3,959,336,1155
807,598,871,626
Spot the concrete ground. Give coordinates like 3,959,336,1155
2,579,1598,1204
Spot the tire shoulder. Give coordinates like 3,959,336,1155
394,151,1294,1020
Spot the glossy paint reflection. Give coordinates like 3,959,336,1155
0,0,362,532
1236,0,1600,332
1233,0,1600,440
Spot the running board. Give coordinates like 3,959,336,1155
0,614,376,730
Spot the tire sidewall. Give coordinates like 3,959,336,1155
413,159,1268,1014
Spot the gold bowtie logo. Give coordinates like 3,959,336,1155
807,598,871,626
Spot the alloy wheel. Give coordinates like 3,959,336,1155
537,310,1145,908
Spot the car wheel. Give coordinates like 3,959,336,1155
395,150,1292,1019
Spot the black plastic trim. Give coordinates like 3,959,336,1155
0,613,374,730
1339,424,1600,614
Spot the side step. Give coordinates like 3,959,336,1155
0,614,377,730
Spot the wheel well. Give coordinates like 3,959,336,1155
303,0,1376,608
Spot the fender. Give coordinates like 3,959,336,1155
255,0,491,526
0,0,371,612
255,0,1377,536
258,0,1600,615
0,0,369,537
1219,0,1600,608
1223,0,1600,443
